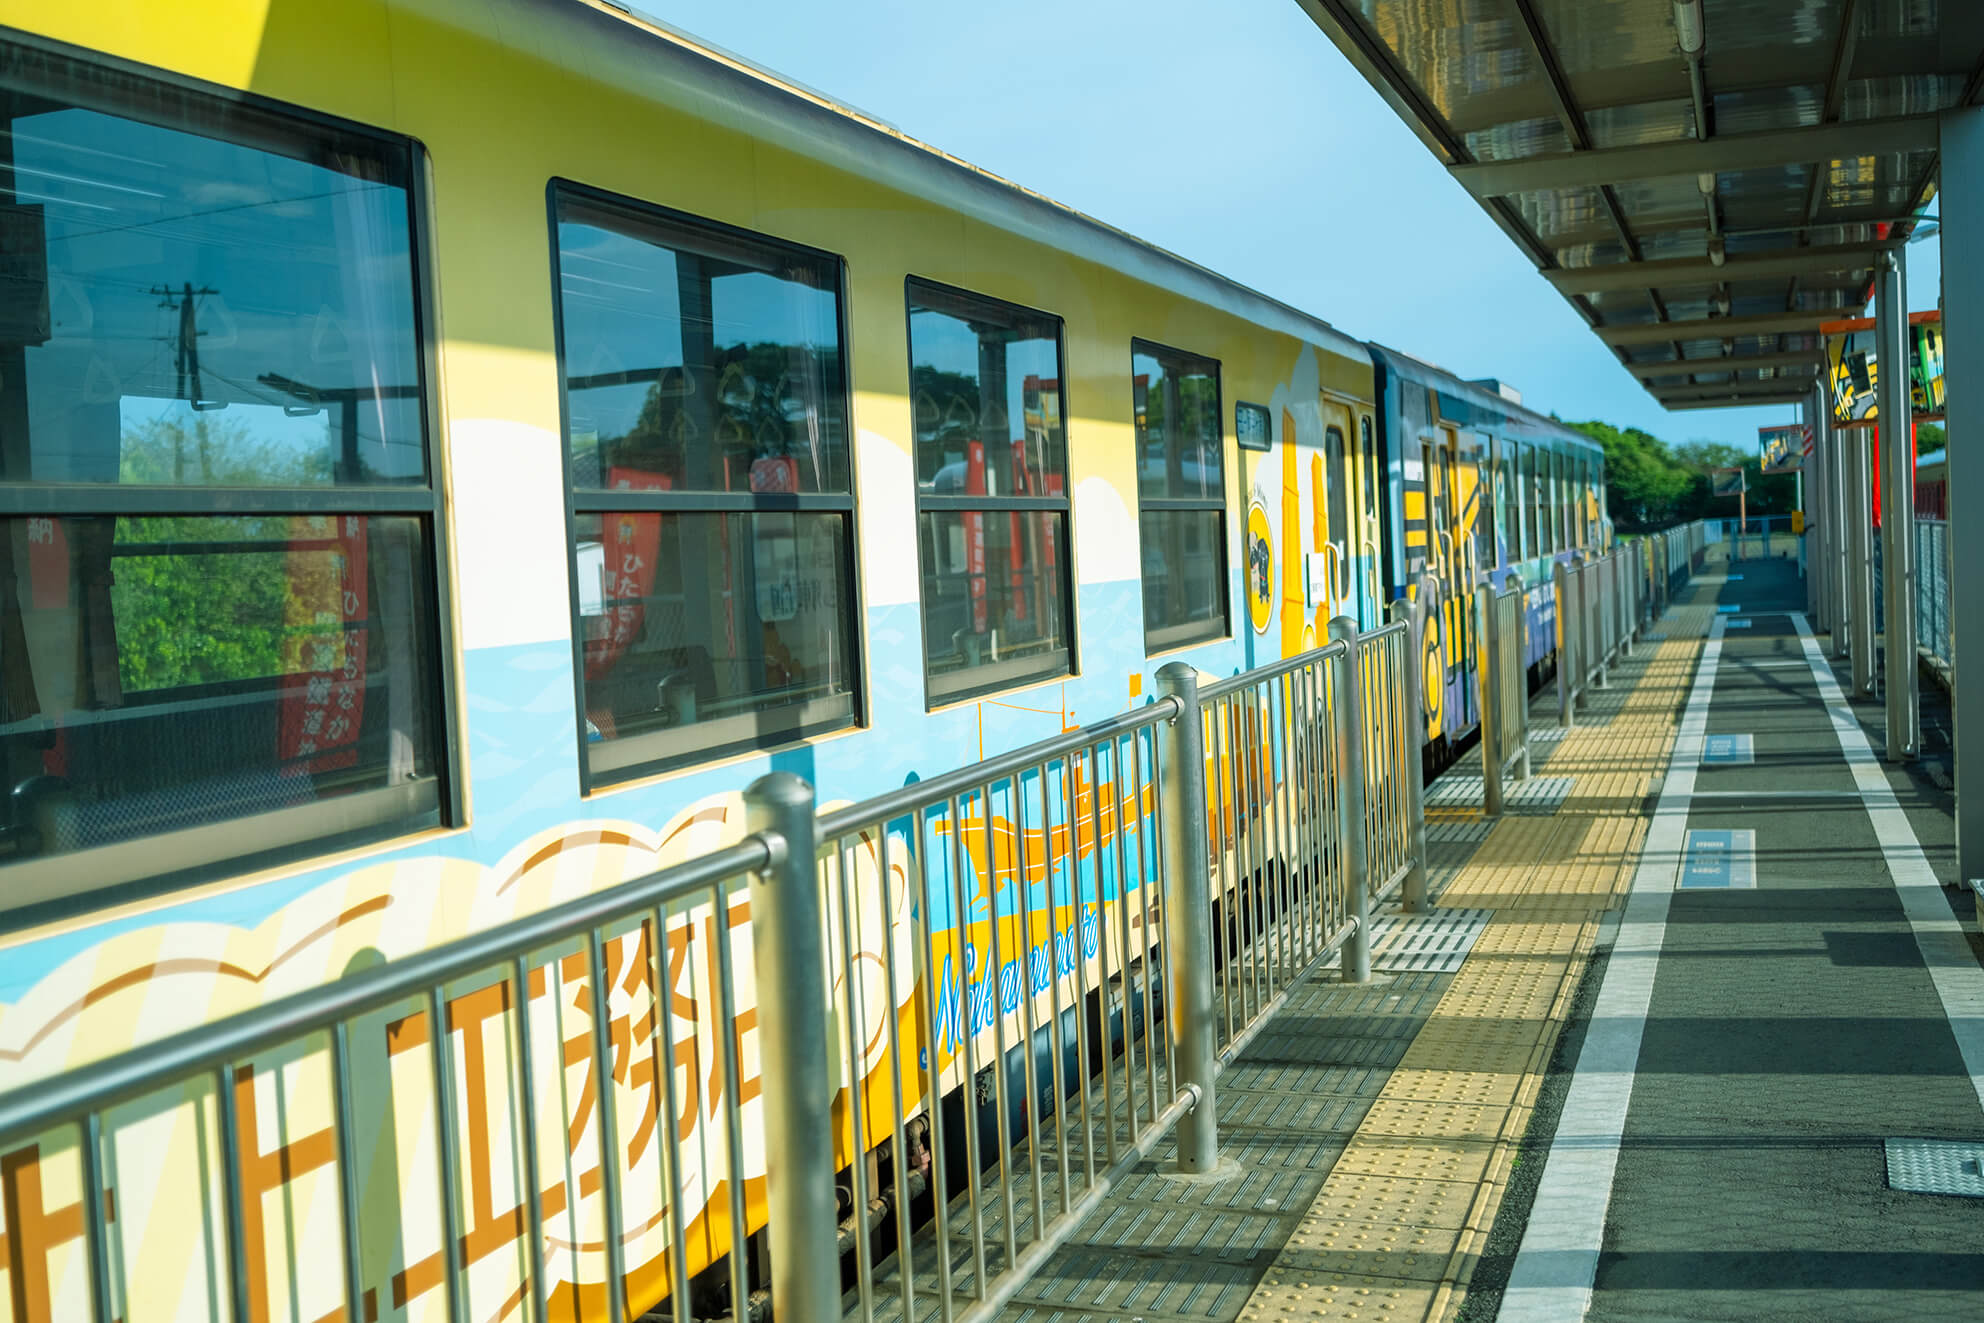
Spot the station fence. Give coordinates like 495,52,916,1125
1551,543,1650,733
0,608,1440,1323
0,531,1716,1323
1916,518,1952,669
1867,520,1951,675
1476,578,1532,817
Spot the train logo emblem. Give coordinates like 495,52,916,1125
1246,498,1274,634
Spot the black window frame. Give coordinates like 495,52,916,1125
1235,401,1273,453
904,276,1076,709
0,32,460,927
547,180,865,790
1132,337,1230,654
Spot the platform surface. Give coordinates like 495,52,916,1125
987,549,1982,1322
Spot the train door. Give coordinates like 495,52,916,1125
1412,435,1441,740
1468,435,1493,577
1356,412,1381,623
1441,428,1478,732
1420,428,1464,743
1317,396,1353,623
1493,435,1515,572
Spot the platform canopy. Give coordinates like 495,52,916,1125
1295,1,1984,411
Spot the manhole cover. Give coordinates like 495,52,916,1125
1886,1139,1984,1197
1369,907,1493,973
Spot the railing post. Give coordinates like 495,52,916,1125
743,773,842,1323
1591,555,1609,689
1655,535,1666,617
1154,661,1218,1173
1509,571,1532,781
1620,553,1635,657
1478,580,1504,819
1554,557,1575,729
1396,582,1433,911
1329,617,1373,978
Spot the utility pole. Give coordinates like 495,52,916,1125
151,280,218,481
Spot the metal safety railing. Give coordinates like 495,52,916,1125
0,805,809,1323
1355,617,1425,917
1553,544,1648,729
0,617,1432,1323
1712,513,1799,562
1916,518,1951,669
1476,575,1532,817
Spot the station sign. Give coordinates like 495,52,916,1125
1821,311,1945,429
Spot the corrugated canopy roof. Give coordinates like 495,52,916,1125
1295,0,1982,411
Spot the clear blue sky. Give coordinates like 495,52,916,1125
642,0,1943,456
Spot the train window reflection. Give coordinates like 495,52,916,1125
556,198,849,495
573,511,857,773
1132,339,1228,650
0,92,424,486
0,40,449,914
1140,508,1227,652
0,515,442,888
552,186,861,782
917,510,1070,705
907,279,1073,704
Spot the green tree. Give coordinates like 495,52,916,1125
1566,420,1804,529
109,415,329,692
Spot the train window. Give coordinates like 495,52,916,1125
1359,416,1379,528
1540,450,1554,554
1237,401,1273,452
1496,442,1516,565
1133,340,1228,651
1579,456,1593,547
1531,448,1547,555
0,40,449,916
907,279,1072,705
1470,435,1493,573
1323,426,1348,554
1555,452,1571,551
552,186,859,784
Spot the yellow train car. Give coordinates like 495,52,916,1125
0,3,1398,1320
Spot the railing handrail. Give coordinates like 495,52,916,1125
817,693,1184,836
2,599,1446,1323
1199,636,1351,699
0,834,777,1144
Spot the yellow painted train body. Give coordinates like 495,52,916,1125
0,4,1605,1319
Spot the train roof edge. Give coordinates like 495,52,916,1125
509,0,1374,369
1368,343,1605,453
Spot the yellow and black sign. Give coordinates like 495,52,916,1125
1246,498,1274,634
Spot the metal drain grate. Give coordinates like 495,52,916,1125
1886,1138,1984,1197
1426,774,1574,814
1368,907,1493,973
1529,726,1568,743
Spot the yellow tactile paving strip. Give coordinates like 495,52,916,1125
1242,601,1717,1323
